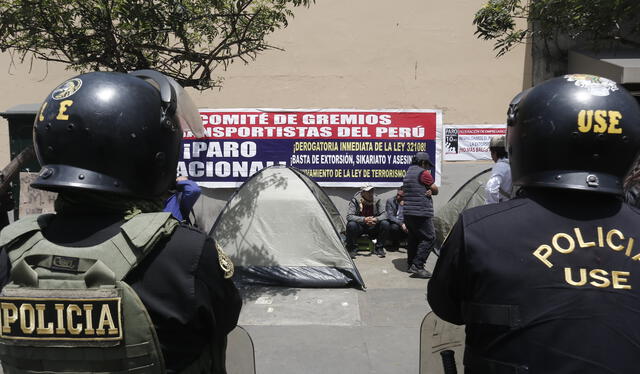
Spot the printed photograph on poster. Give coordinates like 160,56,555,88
180,109,442,188
19,172,57,217
443,124,506,161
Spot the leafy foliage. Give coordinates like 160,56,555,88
473,0,640,57
0,0,311,89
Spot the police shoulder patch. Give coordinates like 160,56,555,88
216,242,234,279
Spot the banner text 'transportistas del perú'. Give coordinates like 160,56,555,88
179,109,442,188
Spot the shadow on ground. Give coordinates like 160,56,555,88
236,284,300,301
391,257,409,273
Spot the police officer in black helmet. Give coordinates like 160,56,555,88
428,75,640,373
0,71,241,373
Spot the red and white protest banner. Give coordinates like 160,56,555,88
181,109,442,187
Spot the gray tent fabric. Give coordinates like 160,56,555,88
433,168,492,249
210,166,365,289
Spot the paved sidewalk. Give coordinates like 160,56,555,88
237,249,437,374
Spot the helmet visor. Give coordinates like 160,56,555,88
168,76,205,138
129,69,205,138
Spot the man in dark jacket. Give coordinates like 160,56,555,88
0,71,241,373
402,152,438,278
428,75,640,373
384,188,408,252
345,184,389,258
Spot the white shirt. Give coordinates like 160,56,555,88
485,158,512,204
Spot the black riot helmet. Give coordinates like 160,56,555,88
507,74,640,195
32,70,204,198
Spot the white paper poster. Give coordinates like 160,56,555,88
443,125,506,161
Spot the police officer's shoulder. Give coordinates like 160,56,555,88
625,185,640,210
460,198,530,227
171,221,220,250
169,221,210,250
174,220,207,234
625,199,640,216
168,222,233,278
136,223,213,284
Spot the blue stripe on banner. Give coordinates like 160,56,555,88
178,139,436,187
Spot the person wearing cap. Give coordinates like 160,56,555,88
345,183,389,258
485,135,512,204
402,152,439,278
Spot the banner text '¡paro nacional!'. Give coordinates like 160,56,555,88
179,140,286,178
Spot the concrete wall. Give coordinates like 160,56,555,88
199,0,528,120
0,0,526,226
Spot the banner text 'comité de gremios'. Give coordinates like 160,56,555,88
179,109,442,188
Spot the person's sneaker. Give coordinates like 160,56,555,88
412,269,432,279
408,264,431,278
348,250,357,259
375,247,386,258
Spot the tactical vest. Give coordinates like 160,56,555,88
0,212,178,373
402,165,434,217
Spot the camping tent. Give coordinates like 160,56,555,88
210,165,365,289
433,168,491,249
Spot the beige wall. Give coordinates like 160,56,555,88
0,58,71,167
0,0,528,167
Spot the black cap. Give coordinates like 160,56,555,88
414,152,434,167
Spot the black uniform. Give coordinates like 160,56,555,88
428,188,640,373
0,209,242,373
7,70,240,373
